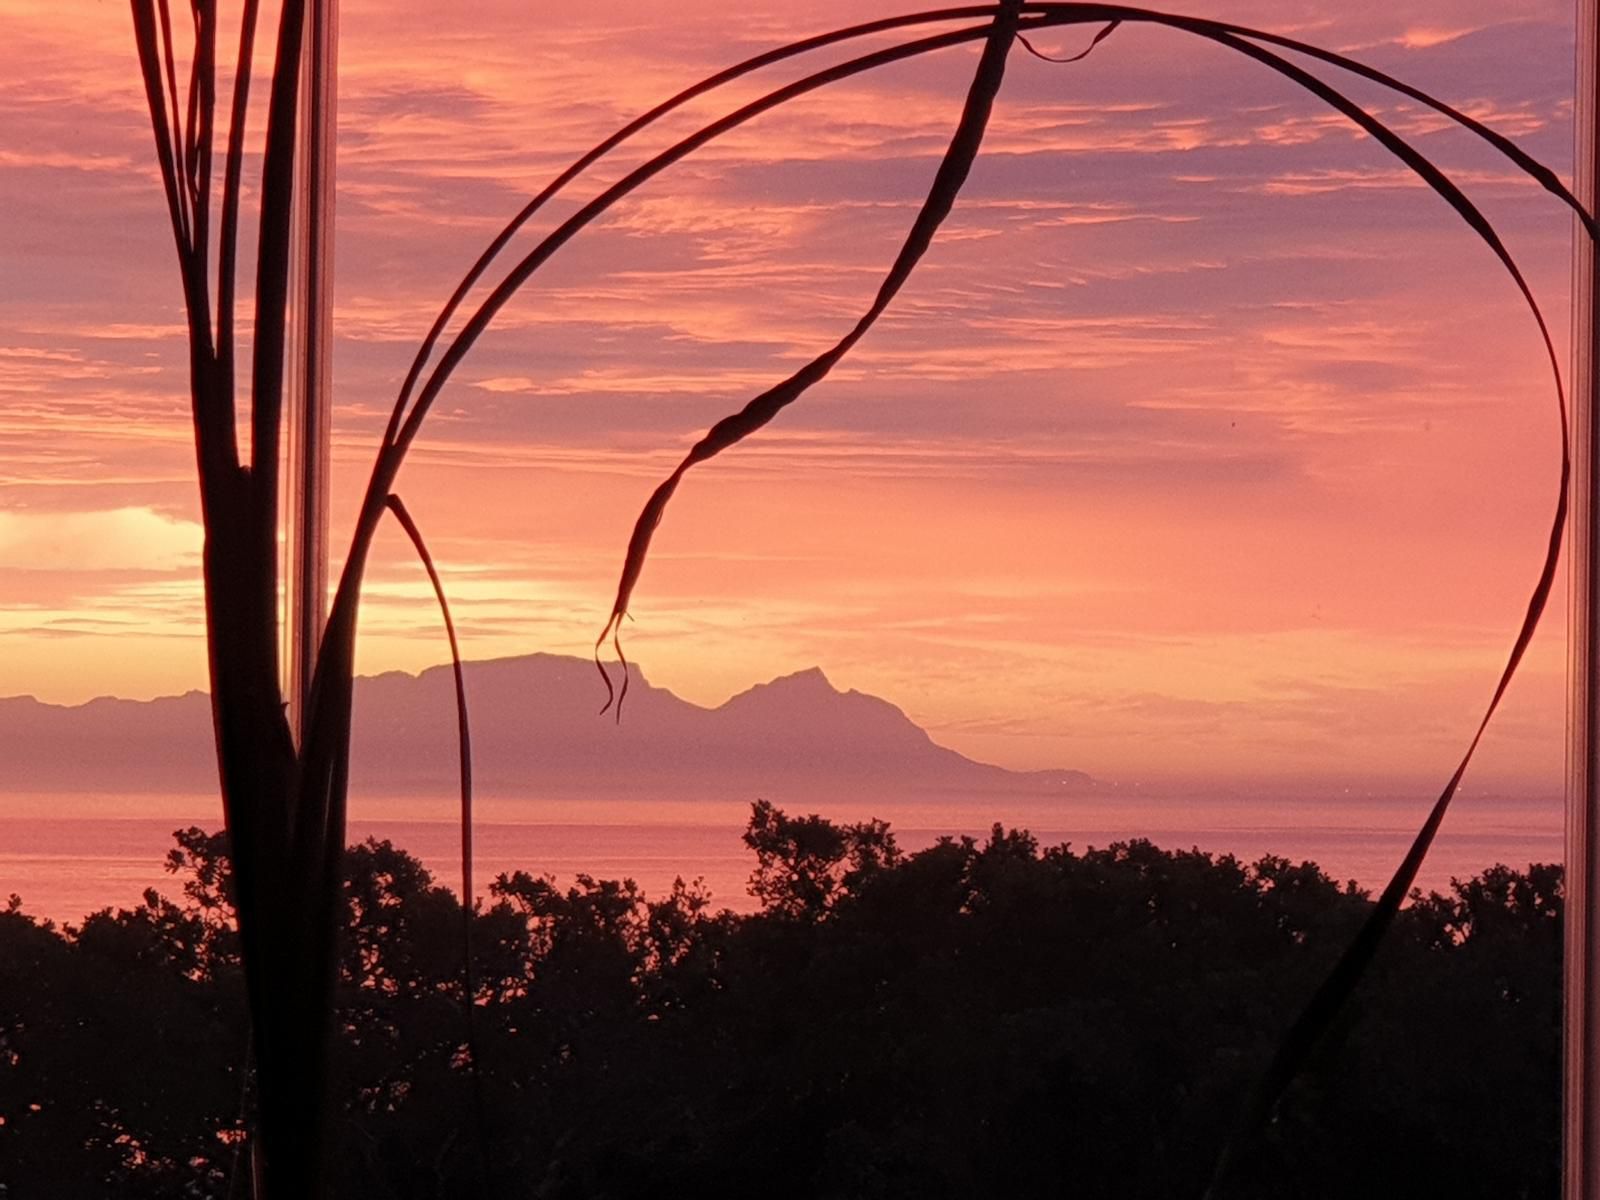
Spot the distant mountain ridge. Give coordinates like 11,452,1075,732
0,653,1095,803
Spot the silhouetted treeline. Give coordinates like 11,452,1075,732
0,800,1560,1198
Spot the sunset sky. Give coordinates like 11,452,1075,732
0,0,1584,794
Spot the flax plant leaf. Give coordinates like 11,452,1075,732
595,0,1025,713
1181,31,1573,1195
382,493,491,1185
1018,17,1120,63
382,494,476,977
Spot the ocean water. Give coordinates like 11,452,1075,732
0,788,1565,926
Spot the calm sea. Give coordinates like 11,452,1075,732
0,789,1565,926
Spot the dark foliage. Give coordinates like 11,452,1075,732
0,808,1558,1199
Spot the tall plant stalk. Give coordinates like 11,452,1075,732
126,3,1589,1194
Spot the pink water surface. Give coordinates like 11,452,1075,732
0,788,1563,926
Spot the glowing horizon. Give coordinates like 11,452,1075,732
0,1,1579,793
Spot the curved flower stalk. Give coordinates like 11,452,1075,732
126,1,1588,1195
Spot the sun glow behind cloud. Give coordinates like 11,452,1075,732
0,0,1580,792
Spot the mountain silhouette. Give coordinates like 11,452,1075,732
0,653,1095,803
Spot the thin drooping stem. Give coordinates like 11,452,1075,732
1194,28,1572,1194
1018,17,1120,62
1160,8,1598,239
595,0,1025,712
382,495,476,981
383,493,490,1188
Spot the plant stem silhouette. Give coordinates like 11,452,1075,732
126,4,1587,1194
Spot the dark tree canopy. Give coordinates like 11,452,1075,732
0,804,1560,1198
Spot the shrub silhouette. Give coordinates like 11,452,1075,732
0,808,1560,1198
